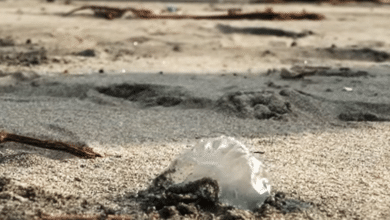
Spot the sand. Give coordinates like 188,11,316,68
0,0,390,219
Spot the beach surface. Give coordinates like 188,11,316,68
0,1,390,219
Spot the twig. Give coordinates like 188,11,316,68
63,5,154,20
253,151,265,154
0,131,102,159
64,5,325,21
38,214,132,220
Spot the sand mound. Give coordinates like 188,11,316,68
217,90,291,120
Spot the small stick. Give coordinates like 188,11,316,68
0,131,102,159
253,151,265,154
38,214,132,220
63,5,325,21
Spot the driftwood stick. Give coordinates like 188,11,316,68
63,5,325,21
38,214,132,220
0,131,102,159
63,5,91,17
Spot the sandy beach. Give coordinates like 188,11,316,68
0,0,390,219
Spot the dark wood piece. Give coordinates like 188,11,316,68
0,131,102,159
64,5,325,21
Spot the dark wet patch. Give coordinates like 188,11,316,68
217,24,313,38
96,83,212,108
75,49,96,57
96,84,186,107
284,66,371,79
339,112,390,122
322,47,389,62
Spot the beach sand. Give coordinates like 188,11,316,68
0,0,390,219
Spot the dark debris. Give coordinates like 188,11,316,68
134,168,313,219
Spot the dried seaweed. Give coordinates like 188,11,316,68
38,214,132,220
64,6,325,21
63,6,153,20
143,7,325,20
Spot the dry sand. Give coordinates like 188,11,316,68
0,0,390,219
